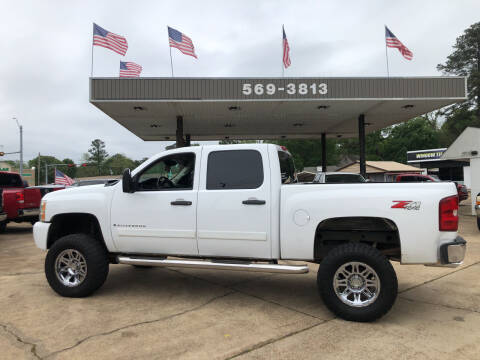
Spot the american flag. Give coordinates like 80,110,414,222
385,26,413,60
55,169,75,186
168,26,197,59
93,23,128,56
119,61,142,77
283,26,291,68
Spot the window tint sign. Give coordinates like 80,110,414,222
407,148,447,163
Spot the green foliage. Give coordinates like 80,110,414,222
62,158,76,178
28,155,62,184
382,117,440,163
439,108,480,146
437,22,480,120
103,153,137,175
87,139,109,175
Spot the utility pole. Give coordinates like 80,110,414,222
14,117,23,178
37,153,41,185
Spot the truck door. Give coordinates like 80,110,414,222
110,150,199,256
197,147,271,259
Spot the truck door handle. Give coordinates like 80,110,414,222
170,200,192,206
242,199,266,205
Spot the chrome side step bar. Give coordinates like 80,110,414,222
117,256,309,274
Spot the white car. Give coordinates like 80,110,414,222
313,172,366,183
33,144,466,322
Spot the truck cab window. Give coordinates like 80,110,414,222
137,153,195,191
207,150,263,189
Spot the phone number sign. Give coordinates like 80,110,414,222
241,82,328,97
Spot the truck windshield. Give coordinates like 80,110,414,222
0,173,23,188
278,151,296,184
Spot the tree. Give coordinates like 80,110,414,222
87,139,108,175
381,116,440,163
28,155,62,184
103,153,137,175
437,22,480,120
62,158,77,178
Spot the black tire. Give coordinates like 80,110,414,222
0,221,6,233
45,234,109,297
477,216,480,231
317,243,398,322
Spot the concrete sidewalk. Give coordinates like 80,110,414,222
0,204,479,359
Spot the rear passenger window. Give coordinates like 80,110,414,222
207,150,264,190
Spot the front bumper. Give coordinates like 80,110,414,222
0,212,6,222
439,236,467,267
33,222,51,250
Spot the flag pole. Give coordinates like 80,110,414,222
91,23,94,77
168,26,174,77
282,25,284,77
384,25,390,77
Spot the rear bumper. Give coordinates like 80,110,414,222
19,208,40,217
33,222,50,250
438,236,466,267
0,213,6,222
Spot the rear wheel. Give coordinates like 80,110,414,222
317,243,397,322
477,216,480,231
45,234,109,297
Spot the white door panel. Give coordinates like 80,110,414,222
197,147,271,259
111,191,198,255
110,149,200,255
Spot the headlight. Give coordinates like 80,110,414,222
40,200,47,222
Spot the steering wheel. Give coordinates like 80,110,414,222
156,176,174,189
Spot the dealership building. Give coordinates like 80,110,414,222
90,76,467,179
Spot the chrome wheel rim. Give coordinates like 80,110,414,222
55,249,87,287
333,261,380,307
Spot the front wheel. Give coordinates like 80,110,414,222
317,243,398,322
45,234,109,297
477,216,480,231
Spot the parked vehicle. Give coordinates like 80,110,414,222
33,144,466,322
0,171,43,232
0,189,6,229
70,179,118,187
476,193,480,230
395,173,468,202
313,172,366,183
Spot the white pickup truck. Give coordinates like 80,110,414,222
33,144,466,322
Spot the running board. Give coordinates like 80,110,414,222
117,256,309,274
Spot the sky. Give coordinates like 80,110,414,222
1,0,479,165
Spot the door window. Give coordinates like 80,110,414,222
136,153,195,191
206,150,263,190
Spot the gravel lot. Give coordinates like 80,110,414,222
1,202,479,359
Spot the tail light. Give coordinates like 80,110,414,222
439,195,458,231
16,192,24,204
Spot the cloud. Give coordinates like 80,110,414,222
0,0,479,164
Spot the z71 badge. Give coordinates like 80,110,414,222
391,200,421,210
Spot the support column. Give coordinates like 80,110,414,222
321,133,327,172
176,116,185,148
358,114,366,178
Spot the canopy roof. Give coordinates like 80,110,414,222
90,77,467,141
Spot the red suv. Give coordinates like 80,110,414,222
395,173,468,202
